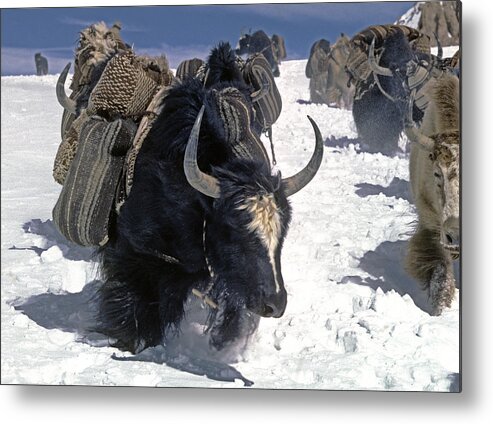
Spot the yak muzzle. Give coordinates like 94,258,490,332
258,287,287,318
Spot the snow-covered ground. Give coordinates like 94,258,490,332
1,58,460,391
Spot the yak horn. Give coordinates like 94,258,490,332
56,62,76,114
368,38,393,77
282,116,324,197
404,126,435,151
184,105,221,199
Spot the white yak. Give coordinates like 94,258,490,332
405,73,460,315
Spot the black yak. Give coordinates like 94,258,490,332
95,43,323,353
350,26,432,155
236,30,280,77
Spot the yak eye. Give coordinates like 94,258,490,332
434,172,441,178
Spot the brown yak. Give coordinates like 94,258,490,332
325,33,354,110
306,34,354,109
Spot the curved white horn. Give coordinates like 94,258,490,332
368,38,393,77
282,116,324,197
184,105,221,198
56,62,76,114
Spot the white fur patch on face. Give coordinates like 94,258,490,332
238,194,282,292
239,195,282,252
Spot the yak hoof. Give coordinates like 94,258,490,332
209,308,259,351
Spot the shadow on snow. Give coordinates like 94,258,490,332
339,240,460,315
9,218,95,262
112,345,254,387
354,177,413,203
11,278,254,387
324,135,408,158
341,173,459,314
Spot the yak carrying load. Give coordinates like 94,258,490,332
305,34,354,109
52,23,321,352
345,24,457,156
235,30,285,77
53,21,284,249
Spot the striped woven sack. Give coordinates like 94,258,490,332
53,116,137,246
212,86,270,165
351,24,422,50
347,24,431,83
242,53,282,132
175,58,205,80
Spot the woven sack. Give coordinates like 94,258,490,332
346,45,372,83
88,51,161,118
53,116,137,246
242,53,282,132
351,24,422,50
347,24,430,84
175,58,205,80
53,110,91,185
212,87,270,165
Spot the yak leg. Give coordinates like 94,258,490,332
352,91,403,155
310,75,327,104
98,248,200,353
406,226,456,315
97,277,162,353
209,304,260,351
97,274,193,353
429,262,456,316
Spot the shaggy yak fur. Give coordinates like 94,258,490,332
352,28,425,155
271,34,287,64
405,73,460,315
96,43,303,353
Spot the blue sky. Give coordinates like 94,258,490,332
1,2,414,76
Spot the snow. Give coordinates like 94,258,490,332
395,2,422,28
1,59,460,391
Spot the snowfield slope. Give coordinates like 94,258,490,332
1,58,459,391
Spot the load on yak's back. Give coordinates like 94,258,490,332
51,21,324,354
53,21,174,247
